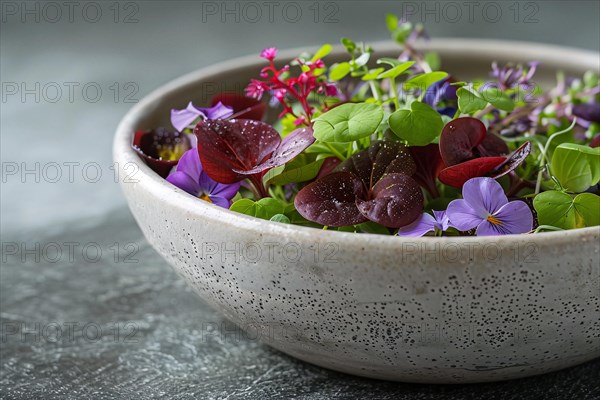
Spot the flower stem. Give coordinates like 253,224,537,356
248,175,269,199
534,118,577,194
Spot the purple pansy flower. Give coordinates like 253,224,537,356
166,149,240,208
446,177,533,236
170,101,233,132
398,210,452,237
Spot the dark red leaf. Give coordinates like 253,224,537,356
337,140,416,187
356,173,423,228
296,140,423,227
294,172,368,227
132,127,191,178
236,127,315,175
316,157,342,179
211,93,266,121
408,144,444,198
439,117,486,166
591,135,600,148
195,119,280,183
438,157,506,188
491,141,532,179
477,132,509,157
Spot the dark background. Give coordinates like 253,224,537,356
1,1,599,399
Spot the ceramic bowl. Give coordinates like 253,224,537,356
114,39,600,383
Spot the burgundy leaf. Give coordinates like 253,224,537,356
438,157,506,188
195,119,280,183
132,127,191,178
408,144,444,198
337,140,416,186
211,93,266,121
491,141,532,179
477,132,509,157
439,117,487,166
296,140,423,228
356,173,423,228
316,157,342,180
294,172,368,227
591,135,600,148
235,127,315,175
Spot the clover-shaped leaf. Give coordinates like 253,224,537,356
313,103,383,143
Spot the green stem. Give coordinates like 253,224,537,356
533,225,565,233
325,142,347,160
534,118,577,194
390,76,400,110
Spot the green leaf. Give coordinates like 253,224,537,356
377,61,415,79
362,68,385,81
404,72,448,92
533,191,576,229
356,221,390,235
229,199,256,215
330,62,351,81
551,143,598,192
572,193,600,227
377,57,402,67
340,37,356,52
389,101,444,146
385,13,398,32
457,87,488,114
480,88,515,112
267,157,325,186
534,191,600,229
554,143,600,185
391,24,412,44
270,214,291,224
313,103,383,143
254,198,285,219
229,198,285,220
311,44,332,62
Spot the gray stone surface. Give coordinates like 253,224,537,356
1,209,599,399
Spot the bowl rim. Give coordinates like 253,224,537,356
114,38,600,246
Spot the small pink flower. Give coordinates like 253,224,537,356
244,80,265,99
260,47,278,61
324,84,338,96
274,89,287,101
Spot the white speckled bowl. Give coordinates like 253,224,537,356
114,40,600,383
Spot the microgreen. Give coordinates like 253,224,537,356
137,14,600,237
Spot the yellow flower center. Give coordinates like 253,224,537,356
158,143,187,161
486,215,502,226
200,194,212,203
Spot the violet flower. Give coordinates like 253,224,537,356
166,149,240,208
423,77,458,117
397,210,452,237
490,61,539,91
446,177,533,236
170,101,233,132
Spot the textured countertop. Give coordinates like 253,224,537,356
1,1,599,398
